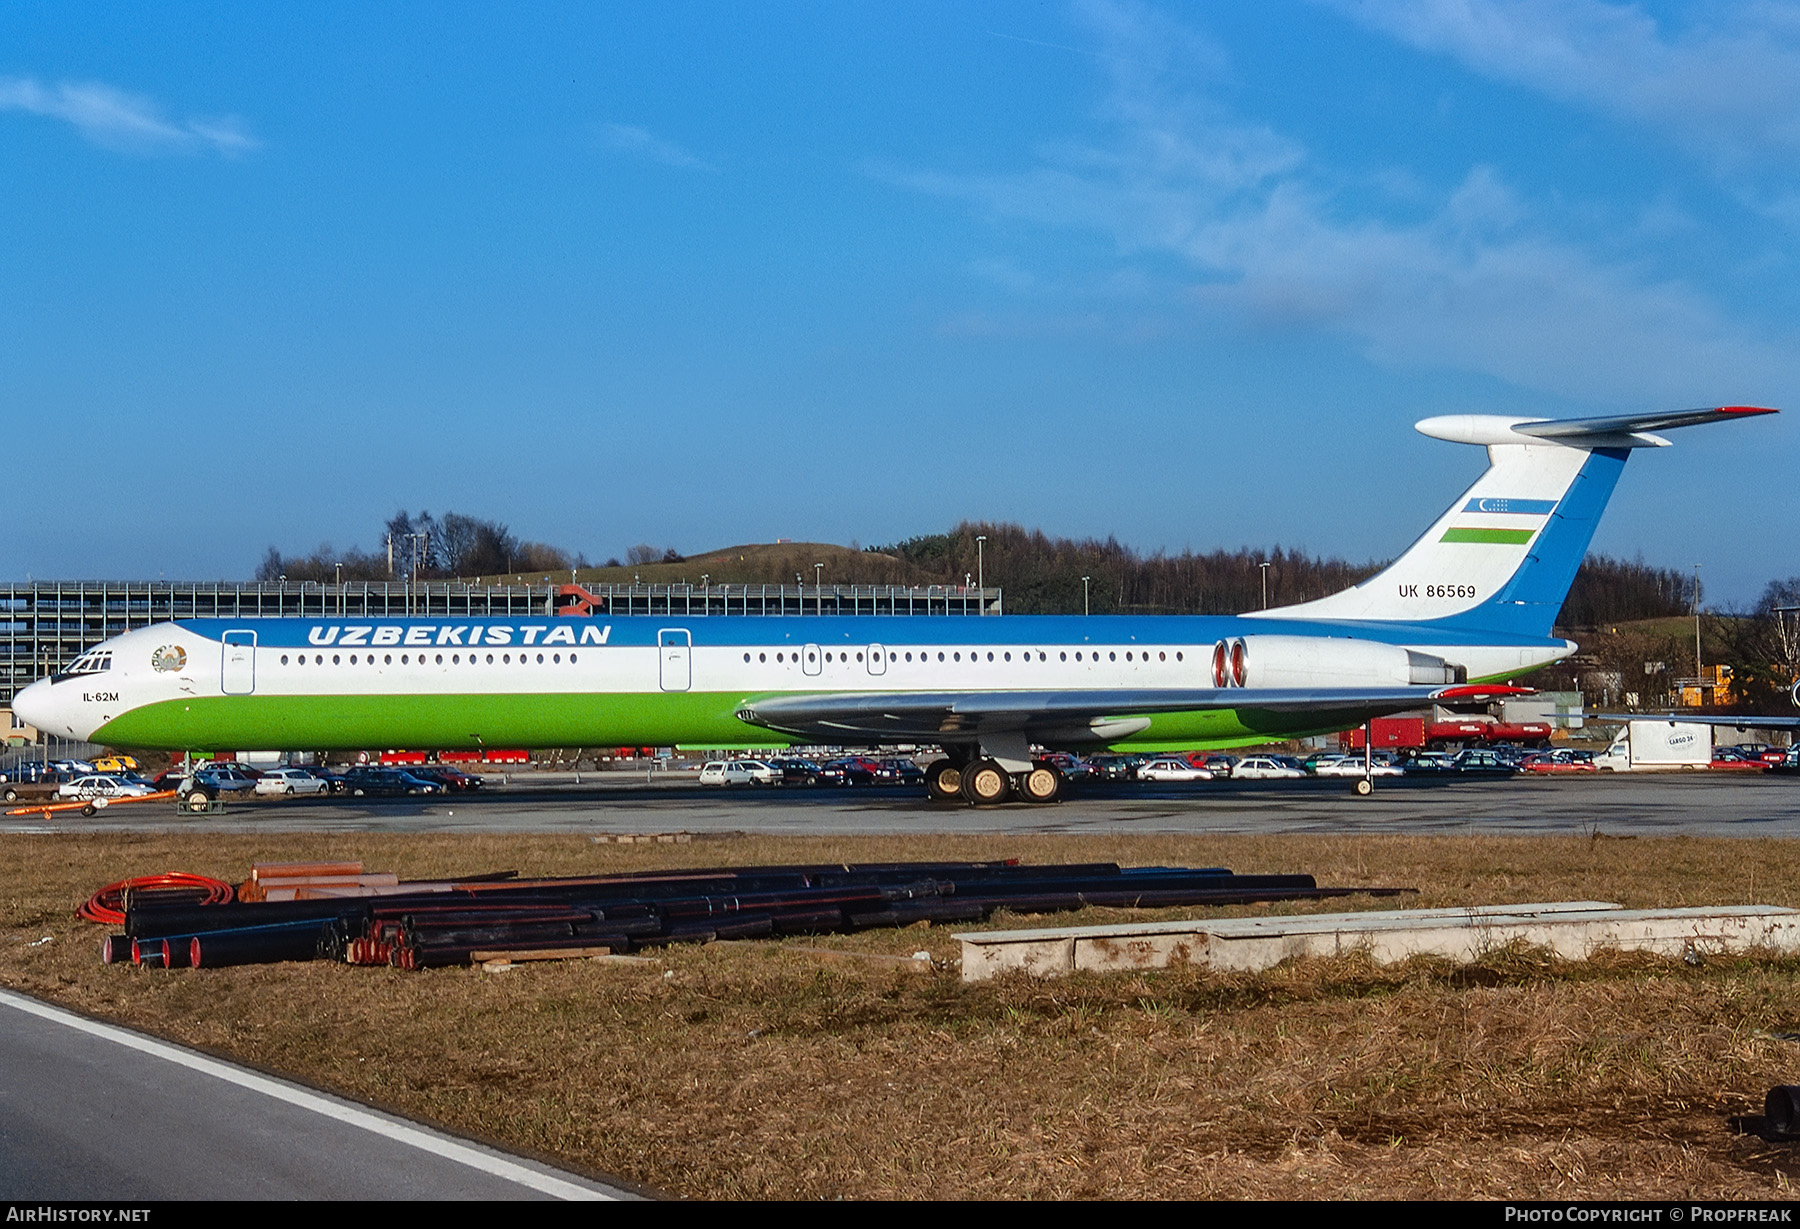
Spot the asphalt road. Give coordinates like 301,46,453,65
5,770,1798,837
0,989,643,1201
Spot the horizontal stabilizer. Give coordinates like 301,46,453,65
1512,405,1777,447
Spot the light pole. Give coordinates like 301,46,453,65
1693,563,1703,690
976,535,986,615
814,563,823,615
1082,576,1091,616
1259,561,1270,610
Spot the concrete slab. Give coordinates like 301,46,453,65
955,902,1800,981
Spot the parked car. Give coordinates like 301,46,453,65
1231,756,1306,780
340,767,445,796
1520,750,1598,774
1448,749,1519,775
0,771,61,803
878,758,925,785
254,768,331,796
406,766,484,792
1137,757,1214,782
58,774,156,801
765,758,824,785
181,764,262,799
1311,755,1404,778
698,760,778,787
1039,752,1097,784
1085,754,1144,782
821,756,887,785
1397,751,1458,774
292,766,350,794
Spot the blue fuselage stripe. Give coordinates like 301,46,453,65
173,614,1565,651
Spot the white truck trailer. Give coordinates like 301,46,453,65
1595,720,1713,771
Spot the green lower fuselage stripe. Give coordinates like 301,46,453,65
1439,527,1536,544
91,691,1363,754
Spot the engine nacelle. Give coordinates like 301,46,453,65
1211,635,1464,688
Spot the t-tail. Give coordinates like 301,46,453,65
1251,406,1777,637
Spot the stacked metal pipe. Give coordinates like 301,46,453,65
108,860,1408,971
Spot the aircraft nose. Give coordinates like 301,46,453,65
12,678,55,733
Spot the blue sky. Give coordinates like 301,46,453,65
2,1,1794,604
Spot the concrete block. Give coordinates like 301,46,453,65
955,903,1800,982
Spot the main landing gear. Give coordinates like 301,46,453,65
928,755,1064,806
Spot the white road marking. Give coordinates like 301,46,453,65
0,987,621,1200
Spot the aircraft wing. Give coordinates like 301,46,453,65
1591,712,1800,729
736,684,1524,745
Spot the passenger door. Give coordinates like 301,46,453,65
658,629,691,692
222,630,256,695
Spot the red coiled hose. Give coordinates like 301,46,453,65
78,872,235,925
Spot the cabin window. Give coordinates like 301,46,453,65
280,655,288,666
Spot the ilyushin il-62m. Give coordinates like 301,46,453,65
14,406,1776,805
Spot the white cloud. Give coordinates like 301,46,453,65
597,123,717,173
878,1,1794,405
0,77,259,156
1322,0,1800,169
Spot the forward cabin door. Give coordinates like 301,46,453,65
867,643,887,676
658,629,691,692
222,630,257,695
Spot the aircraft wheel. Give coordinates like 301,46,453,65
1352,777,1373,796
1018,763,1064,804
960,759,1012,806
926,759,965,802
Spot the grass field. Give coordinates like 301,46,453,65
7,830,1800,1199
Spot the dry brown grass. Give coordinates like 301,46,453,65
8,831,1800,1199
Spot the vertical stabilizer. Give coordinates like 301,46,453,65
1250,407,1775,637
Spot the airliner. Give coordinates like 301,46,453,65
12,406,1776,805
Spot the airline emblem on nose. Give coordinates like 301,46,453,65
151,645,187,672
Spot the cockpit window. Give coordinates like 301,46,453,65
52,651,113,683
